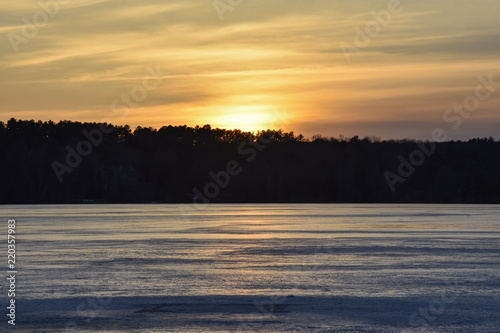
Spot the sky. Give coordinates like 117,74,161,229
1,0,499,140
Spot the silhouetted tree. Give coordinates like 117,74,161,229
0,118,499,204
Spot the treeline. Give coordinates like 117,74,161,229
1,118,499,204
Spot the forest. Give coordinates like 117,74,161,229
1,118,499,204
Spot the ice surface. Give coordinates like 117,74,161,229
1,204,499,332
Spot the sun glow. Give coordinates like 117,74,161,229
213,106,283,132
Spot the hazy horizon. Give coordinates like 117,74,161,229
3,117,500,142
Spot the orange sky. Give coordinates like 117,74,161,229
1,0,499,139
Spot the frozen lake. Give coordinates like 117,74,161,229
2,204,500,332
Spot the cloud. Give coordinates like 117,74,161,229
0,0,499,139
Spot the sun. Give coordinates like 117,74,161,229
214,106,281,132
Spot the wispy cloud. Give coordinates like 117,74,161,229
1,0,499,139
